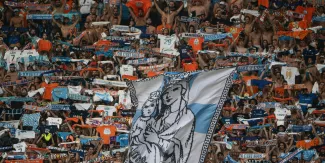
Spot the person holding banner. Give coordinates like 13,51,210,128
109,3,123,25
128,2,152,26
52,14,80,38
10,9,23,28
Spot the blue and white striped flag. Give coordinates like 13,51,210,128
126,68,235,163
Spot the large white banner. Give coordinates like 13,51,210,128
126,68,235,163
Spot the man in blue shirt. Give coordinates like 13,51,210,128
298,88,318,114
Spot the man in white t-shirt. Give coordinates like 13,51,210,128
274,107,291,126
96,105,116,116
46,117,63,128
79,0,94,14
20,49,39,58
158,34,176,53
13,142,27,152
120,65,134,76
281,66,300,85
229,6,244,28
118,90,132,109
4,50,21,69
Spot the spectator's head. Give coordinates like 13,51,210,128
195,0,202,6
138,9,144,17
221,11,227,19
129,19,135,26
169,1,175,10
300,39,307,47
146,18,152,25
14,9,19,16
91,7,96,15
189,25,195,33
219,1,226,9
317,6,324,13
42,33,48,40
271,155,277,163
244,16,250,23
262,40,268,48
72,2,78,10
54,0,62,7
30,28,37,36
163,28,169,35
75,126,82,135
279,142,286,150
113,17,119,25
232,5,239,14
41,20,47,25
113,7,119,16
217,152,224,161
84,22,90,29
63,17,70,25
307,57,314,65
277,125,286,132
9,64,16,72
88,145,95,154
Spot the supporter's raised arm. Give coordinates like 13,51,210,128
175,3,184,16
52,16,63,28
119,3,123,24
94,140,104,158
144,5,152,20
154,0,165,16
127,7,136,21
285,135,294,153
203,0,210,19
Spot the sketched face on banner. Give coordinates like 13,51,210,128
162,84,183,109
141,97,158,117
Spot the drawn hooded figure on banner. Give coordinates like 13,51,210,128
129,91,162,163
144,78,195,163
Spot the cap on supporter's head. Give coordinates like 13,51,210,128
90,61,97,67
101,32,107,38
237,101,245,107
219,1,225,5
248,46,258,51
10,63,15,67
14,9,19,12
310,41,317,48
70,51,75,55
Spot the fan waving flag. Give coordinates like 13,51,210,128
126,68,235,163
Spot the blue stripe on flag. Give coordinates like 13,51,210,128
189,103,217,133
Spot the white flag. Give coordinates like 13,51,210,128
126,68,235,163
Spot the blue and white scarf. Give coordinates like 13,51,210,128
19,71,53,77
312,16,325,22
204,33,232,42
279,148,304,163
68,94,90,102
237,65,265,72
127,58,157,65
115,51,144,58
50,104,71,111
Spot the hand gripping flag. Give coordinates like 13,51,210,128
125,68,235,163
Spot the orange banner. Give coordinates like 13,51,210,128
5,160,43,163
277,30,311,40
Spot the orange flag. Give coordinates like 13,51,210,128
277,30,311,40
258,0,269,8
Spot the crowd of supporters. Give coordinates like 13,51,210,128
0,0,325,162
